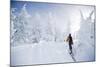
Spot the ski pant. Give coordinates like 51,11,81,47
69,43,72,53
69,43,72,50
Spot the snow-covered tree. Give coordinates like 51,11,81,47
11,8,17,45
78,9,95,46
11,4,32,46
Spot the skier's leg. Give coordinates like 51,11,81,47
68,44,71,54
69,45,72,54
70,48,72,54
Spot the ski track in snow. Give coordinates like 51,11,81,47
70,54,76,62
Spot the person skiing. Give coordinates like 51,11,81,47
66,33,73,54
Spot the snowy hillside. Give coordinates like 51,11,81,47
11,1,95,66
11,41,74,65
11,40,95,66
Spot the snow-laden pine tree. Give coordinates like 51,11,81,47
31,12,42,43
11,8,17,45
78,9,95,46
11,4,32,46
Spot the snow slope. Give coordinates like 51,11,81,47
11,41,74,66
11,40,95,66
74,41,95,62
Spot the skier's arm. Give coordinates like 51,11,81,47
66,37,69,42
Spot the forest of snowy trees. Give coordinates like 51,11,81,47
11,4,69,46
11,3,95,47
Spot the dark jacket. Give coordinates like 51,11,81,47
67,36,73,45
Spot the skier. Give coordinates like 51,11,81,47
66,33,73,54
